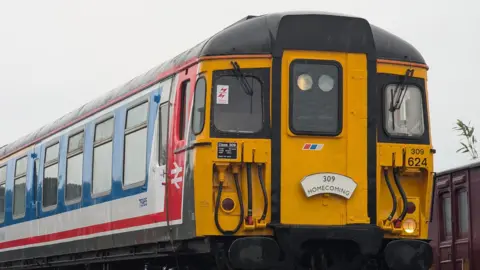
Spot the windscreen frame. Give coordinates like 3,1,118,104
210,67,270,139
288,59,343,136
377,73,430,145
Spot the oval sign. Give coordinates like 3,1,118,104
300,173,357,199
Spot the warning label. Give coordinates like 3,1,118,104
216,85,229,104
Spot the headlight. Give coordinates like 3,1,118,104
297,74,313,91
318,74,335,92
402,218,417,234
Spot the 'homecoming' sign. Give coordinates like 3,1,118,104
300,173,357,199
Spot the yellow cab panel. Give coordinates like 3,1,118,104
375,61,434,239
280,50,370,226
192,57,274,236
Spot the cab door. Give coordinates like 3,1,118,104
279,51,369,226
435,175,454,270
165,65,197,222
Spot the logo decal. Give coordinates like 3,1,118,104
302,143,324,151
300,173,357,199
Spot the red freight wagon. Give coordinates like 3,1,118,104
430,162,478,270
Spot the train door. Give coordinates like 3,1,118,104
434,174,456,270
278,51,368,226
166,66,197,223
451,172,471,270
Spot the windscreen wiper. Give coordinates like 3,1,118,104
388,69,414,130
231,61,254,96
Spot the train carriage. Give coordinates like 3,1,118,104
0,11,434,270
429,163,479,270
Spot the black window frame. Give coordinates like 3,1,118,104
122,99,149,189
13,155,28,218
65,129,85,204
382,83,426,139
42,141,60,210
288,59,343,136
178,80,190,141
192,76,207,135
210,67,271,139
377,73,430,145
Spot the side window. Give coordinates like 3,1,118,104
159,104,169,166
66,131,84,202
441,193,452,240
92,117,114,195
290,60,341,135
0,165,6,222
43,143,59,208
192,77,206,135
124,101,149,187
13,156,27,217
457,189,469,238
178,80,190,140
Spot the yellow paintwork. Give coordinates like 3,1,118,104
190,55,432,241
192,57,274,236
376,63,433,239
280,50,369,226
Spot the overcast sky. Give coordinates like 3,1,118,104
0,0,477,172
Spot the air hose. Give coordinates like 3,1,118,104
246,163,253,224
392,167,408,221
257,164,268,221
383,168,397,221
214,171,244,235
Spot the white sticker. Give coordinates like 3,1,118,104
300,173,357,199
216,85,229,104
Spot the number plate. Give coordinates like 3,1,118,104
405,147,429,168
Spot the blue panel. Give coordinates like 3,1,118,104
0,83,165,227
2,150,36,227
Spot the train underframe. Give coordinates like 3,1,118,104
23,227,431,270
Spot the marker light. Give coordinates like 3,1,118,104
318,74,335,92
402,218,417,234
406,201,416,214
297,74,313,91
221,198,235,213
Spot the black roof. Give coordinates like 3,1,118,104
0,11,427,160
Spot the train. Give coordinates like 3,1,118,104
0,11,434,270
429,162,479,269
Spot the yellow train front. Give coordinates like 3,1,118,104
190,12,434,270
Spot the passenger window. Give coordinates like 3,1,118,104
457,189,469,237
0,165,6,222
93,118,114,195
14,156,27,216
384,84,424,137
441,194,452,240
192,77,206,135
290,60,341,135
124,102,148,187
66,131,84,202
213,75,263,133
159,104,169,166
43,143,59,208
178,81,190,140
